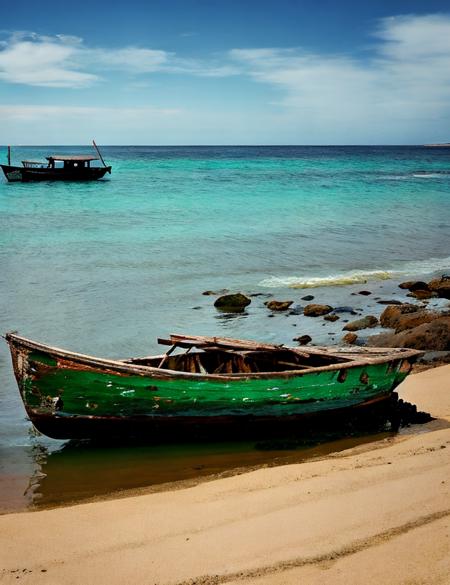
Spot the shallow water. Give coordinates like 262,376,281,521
1,145,449,511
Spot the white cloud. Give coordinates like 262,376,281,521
228,15,450,141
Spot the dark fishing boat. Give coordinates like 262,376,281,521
5,332,422,440
1,141,111,182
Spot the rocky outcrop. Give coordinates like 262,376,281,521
343,315,378,331
368,317,450,350
380,304,440,332
214,293,251,311
428,275,450,299
303,304,333,317
379,304,419,329
264,300,293,311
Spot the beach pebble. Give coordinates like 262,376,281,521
264,300,294,311
343,315,378,331
303,304,333,317
301,295,314,301
214,293,251,312
342,332,358,344
358,290,372,296
293,335,312,345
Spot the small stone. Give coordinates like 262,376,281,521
358,290,372,296
377,299,403,305
324,314,339,322
343,315,378,331
264,300,294,311
301,295,314,301
342,332,358,344
293,335,312,345
303,304,333,317
332,306,357,314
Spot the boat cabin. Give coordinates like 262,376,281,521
45,155,99,170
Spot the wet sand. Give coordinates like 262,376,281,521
0,365,449,585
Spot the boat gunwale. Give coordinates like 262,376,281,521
5,332,423,381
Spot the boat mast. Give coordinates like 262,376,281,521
7,146,11,166
92,140,107,168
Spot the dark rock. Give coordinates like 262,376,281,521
214,293,251,312
202,289,229,296
379,304,420,328
343,315,378,331
264,300,294,311
377,299,403,305
303,304,333,317
398,281,429,291
301,295,314,301
342,332,358,344
368,317,450,350
332,306,357,315
249,292,272,298
358,290,372,296
293,335,312,345
428,275,450,299
324,314,340,322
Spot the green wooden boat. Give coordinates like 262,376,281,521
5,332,422,440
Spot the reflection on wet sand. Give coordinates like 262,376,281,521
22,430,395,511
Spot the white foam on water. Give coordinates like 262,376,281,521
259,256,450,289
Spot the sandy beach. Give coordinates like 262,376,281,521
0,365,448,584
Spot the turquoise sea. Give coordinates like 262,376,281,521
1,145,449,511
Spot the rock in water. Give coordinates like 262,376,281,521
324,314,339,322
301,295,314,301
342,333,358,344
214,293,251,312
303,304,333,317
407,289,436,300
358,290,372,296
293,335,312,345
265,300,294,311
428,275,450,299
343,315,378,331
368,317,450,350
398,281,429,291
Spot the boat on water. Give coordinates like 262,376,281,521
1,141,111,182
5,332,422,440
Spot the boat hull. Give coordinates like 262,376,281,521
1,164,111,182
6,334,418,440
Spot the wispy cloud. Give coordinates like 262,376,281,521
0,31,237,87
228,15,450,139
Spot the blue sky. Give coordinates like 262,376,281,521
1,0,450,144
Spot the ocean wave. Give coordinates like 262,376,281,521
259,257,450,289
